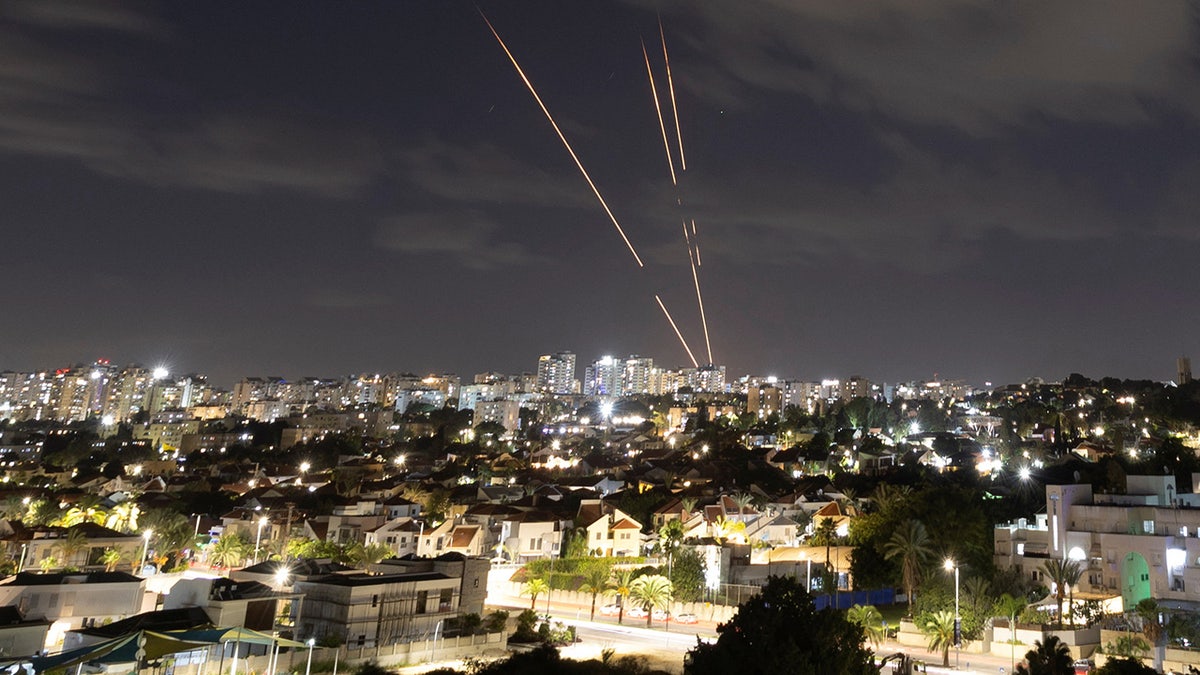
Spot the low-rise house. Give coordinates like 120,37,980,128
0,607,51,658
294,571,462,647
0,571,145,648
364,517,421,557
163,577,299,632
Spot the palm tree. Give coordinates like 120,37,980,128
679,496,697,517
629,574,673,627
1015,635,1072,675
921,610,957,667
54,529,91,567
1135,598,1165,672
208,533,249,573
347,542,393,568
657,520,685,571
995,592,1029,674
730,493,754,519
105,502,140,533
522,576,549,610
0,496,27,521
100,547,127,572
1041,559,1081,628
612,568,635,625
882,519,934,616
38,555,59,573
711,516,746,545
870,483,911,517
846,604,886,647
141,508,195,569
579,561,614,620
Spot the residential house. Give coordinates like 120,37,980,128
995,474,1200,612
0,571,145,648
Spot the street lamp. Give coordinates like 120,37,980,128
944,558,960,669
304,638,315,675
254,516,268,564
139,529,153,573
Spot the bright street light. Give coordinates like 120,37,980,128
139,529,153,572
944,558,960,668
254,516,268,564
304,638,315,675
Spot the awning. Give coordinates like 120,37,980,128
167,627,307,648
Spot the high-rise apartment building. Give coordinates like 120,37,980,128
583,356,621,397
536,352,576,394
621,356,654,395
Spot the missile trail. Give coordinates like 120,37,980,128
659,17,686,170
655,294,699,367
691,218,701,266
481,11,644,267
682,221,713,364
641,39,676,186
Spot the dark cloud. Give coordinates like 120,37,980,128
374,210,534,270
639,1,1200,132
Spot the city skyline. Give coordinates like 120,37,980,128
3,2,1199,386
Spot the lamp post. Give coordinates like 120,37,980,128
139,529,153,572
304,638,315,675
254,516,268,564
944,558,960,669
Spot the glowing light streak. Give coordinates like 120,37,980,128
659,17,686,170
481,11,644,267
642,39,676,186
692,219,701,266
684,222,713,364
655,294,699,367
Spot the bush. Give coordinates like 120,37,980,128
511,609,539,643
484,610,508,634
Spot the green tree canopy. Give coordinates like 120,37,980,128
685,575,876,675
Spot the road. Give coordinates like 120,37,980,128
487,583,1024,674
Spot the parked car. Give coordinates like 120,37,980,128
626,606,649,618
652,609,670,621
675,613,698,624
599,604,621,616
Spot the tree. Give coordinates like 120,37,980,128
629,574,673,627
996,592,1029,674
612,568,635,625
1015,635,1072,675
845,604,885,647
1134,598,1165,672
921,610,957,667
1096,657,1155,674
657,520,685,570
1042,559,1082,628
579,561,613,621
208,533,250,572
685,575,876,675
346,542,393,568
522,577,548,610
100,547,127,572
105,502,140,533
669,547,706,602
882,519,934,616
54,529,91,567
141,508,194,569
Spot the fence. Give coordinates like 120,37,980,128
162,632,507,675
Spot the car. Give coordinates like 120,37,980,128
599,604,621,616
626,606,649,618
652,609,670,621
675,613,698,624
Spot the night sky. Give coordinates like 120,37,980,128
3,1,1199,387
